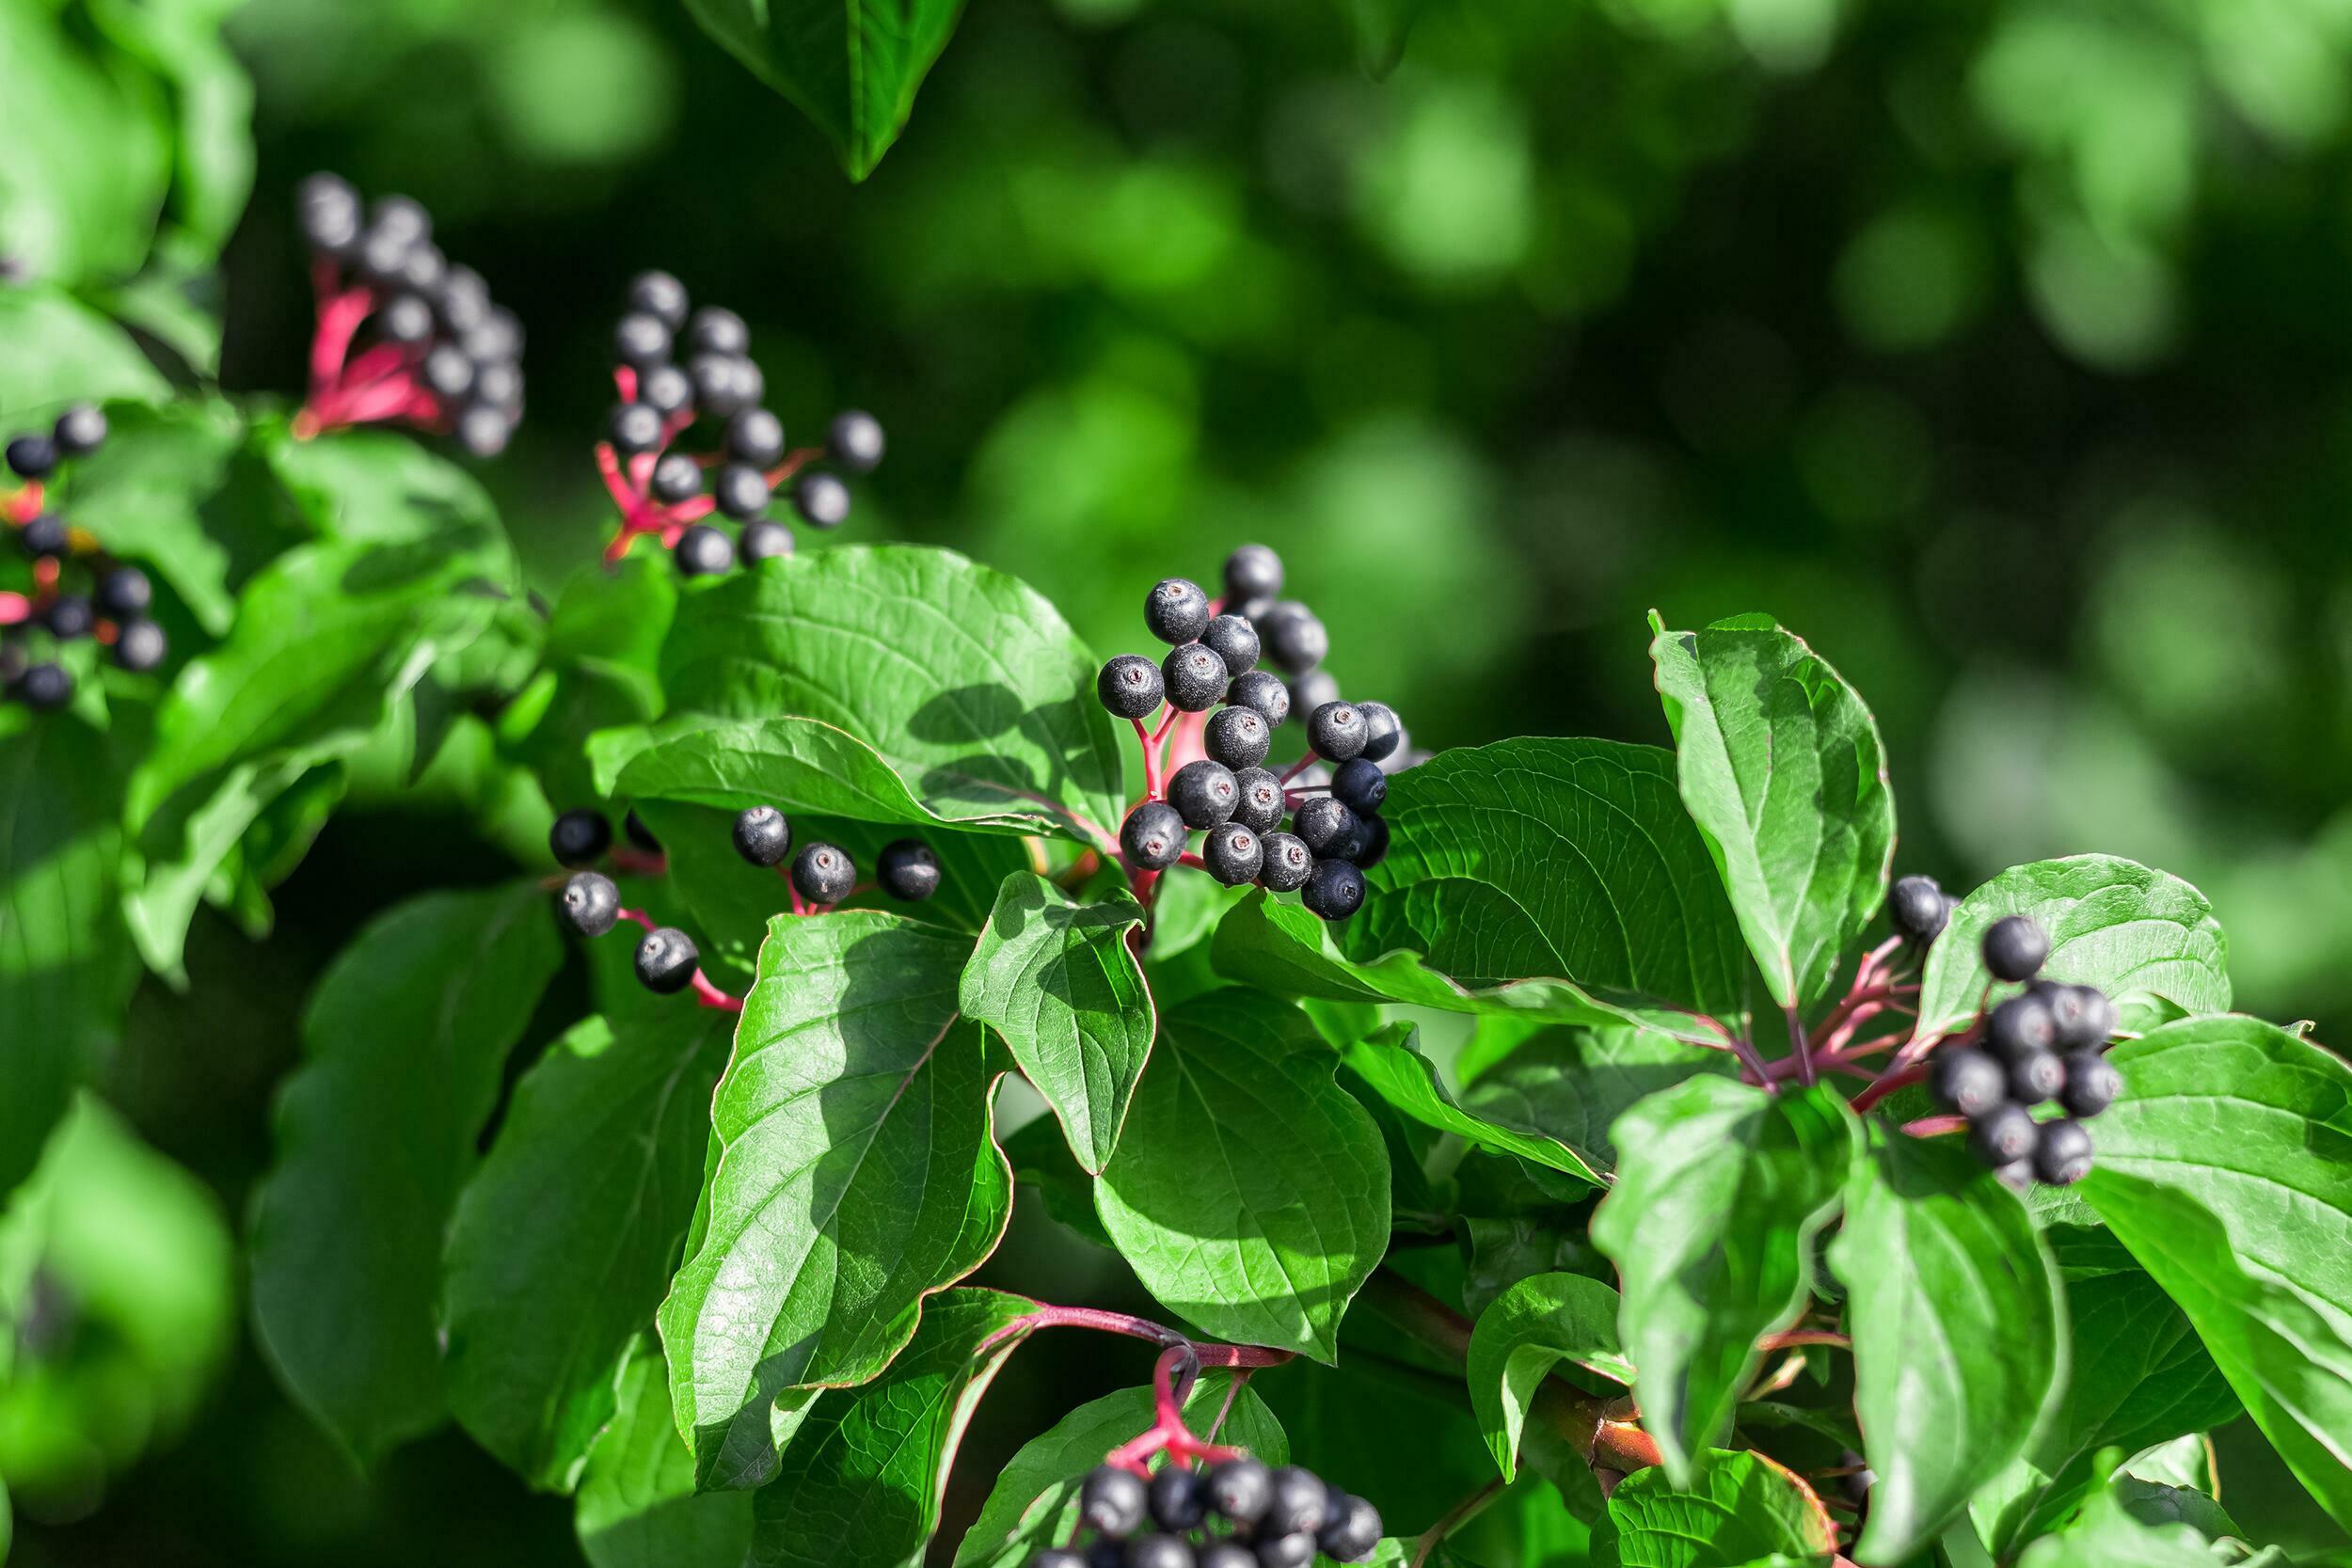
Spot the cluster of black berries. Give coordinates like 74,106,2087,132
1923,909,2122,1187
1031,1459,1380,1568
1099,546,1405,922
728,804,943,905
4,407,167,711
295,174,525,456
602,270,883,576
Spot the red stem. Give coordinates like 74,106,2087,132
1900,1113,1965,1138
1851,1062,1929,1113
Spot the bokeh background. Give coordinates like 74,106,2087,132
13,0,2352,1561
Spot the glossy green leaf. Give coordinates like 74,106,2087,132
1468,1271,1631,1481
1589,1079,1854,1482
2015,1472,2280,1568
1095,988,1390,1360
953,1371,1286,1568
577,1336,755,1568
0,718,136,1198
961,874,1153,1175
682,0,965,180
659,545,1124,844
262,423,511,545
0,288,169,420
1458,1022,1740,1180
1650,613,1895,1008
0,4,169,292
746,1289,1035,1568
1830,1123,2068,1564
444,1009,736,1490
1343,1022,1615,1185
248,880,563,1465
659,910,1011,1486
1590,1449,1837,1568
1912,856,2229,1039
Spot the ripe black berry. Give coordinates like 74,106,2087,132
1204,824,1263,886
456,405,512,458
1286,671,1340,725
1125,1535,1192,1568
1331,757,1387,816
608,402,663,455
1292,797,1359,857
1170,760,1240,829
2033,1118,2094,1185
1262,1468,1331,1539
1258,603,1328,675
1303,859,1367,920
688,354,754,417
793,471,851,529
628,270,690,330
741,520,793,562
2058,1051,2122,1118
1144,578,1212,645
6,434,57,479
2008,1047,2065,1107
96,566,151,619
1204,705,1271,769
1223,544,1282,605
733,806,792,866
1080,1465,1149,1538
1225,670,1290,727
727,408,787,467
636,927,700,994
43,595,92,640
1195,1546,1252,1568
52,404,105,457
1969,1102,2038,1167
791,843,856,905
686,306,750,356
1888,875,1948,944
1027,1552,1087,1568
1098,655,1166,721
1200,613,1260,675
113,618,167,673
1205,1457,1270,1525
879,839,942,901
1987,993,2056,1062
613,312,673,370
550,809,613,867
1232,768,1285,833
1318,1496,1382,1563
1307,702,1367,762
18,663,72,712
466,307,522,366
560,872,621,937
1355,701,1402,764
714,464,771,520
1355,814,1391,869
828,410,885,472
674,525,736,577
1258,832,1313,892
2040,983,2116,1050
20,513,68,559
641,364,694,417
421,343,475,401
1120,802,1187,871
1931,1048,2007,1118
298,172,361,253
436,268,492,335
1148,1465,1207,1531
1161,644,1228,712
370,193,431,247
1983,915,2049,982
381,293,437,344
651,453,703,504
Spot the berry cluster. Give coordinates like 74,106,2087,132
2,407,167,711
594,271,883,575
1924,909,2122,1187
1033,1459,1381,1568
294,175,524,456
1099,547,1406,923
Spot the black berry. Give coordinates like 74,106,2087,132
1080,1465,1149,1539
1125,1535,1192,1568
686,306,749,356
1931,1048,2007,1118
560,871,621,937
1205,1457,1270,1525
1330,757,1387,815
1162,643,1228,712
20,513,68,558
1120,802,1187,871
1252,1537,1313,1568
1292,797,1359,857
1356,701,1402,764
1318,1496,1382,1563
1144,578,1212,645
1262,1468,1330,1538
714,464,771,520
878,839,942,901
1196,1547,1252,1568
1204,824,1263,886
113,618,167,673
1355,814,1391,868
608,402,663,455
1303,859,1367,920
52,404,105,456
1232,768,1285,833
727,408,787,467
1983,915,2049,982
370,193,431,247
628,270,690,330
2041,983,2116,1050
2008,1047,2065,1107
651,453,703,504
1987,993,2057,1062
741,520,793,562
1969,1103,2038,1167
549,808,613,867
1204,705,1271,769
828,410,885,472
674,525,736,577
1888,875,1948,944
6,434,57,480
1258,603,1328,675
18,663,72,712
1148,1465,1207,1531
793,471,851,529
733,806,792,866
1170,760,1240,829
1226,670,1291,726
1028,1553,1087,1568
2058,1051,2122,1118
465,308,522,366
1308,702,1368,762
96,566,151,619
1200,613,1260,675
1098,655,1166,721
1258,832,1313,892
421,343,475,401
791,843,856,905
642,363,694,416
1223,543,1282,604
2033,1118,2094,1185
297,172,361,253
380,293,436,344
613,312,673,370
43,595,92,640
636,927,700,994
456,405,512,458
1287,671,1341,725
688,354,753,417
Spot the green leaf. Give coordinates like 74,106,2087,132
658,911,1011,1487
1333,0,1429,77
1343,1022,1615,1186
961,874,1153,1175
247,880,563,1465
1648,614,1895,1009
443,1008,736,1490
1458,1023,1740,1180
746,1289,1034,1568
999,1115,1116,1250
262,423,512,545
680,0,965,180
1973,1227,2240,1557
1589,1079,1854,1482
1468,1271,1631,1481
1830,1123,2068,1565
2016,1473,2275,1568
1591,1449,1837,1567
0,288,168,419
577,1336,755,1568
952,1371,1286,1568
1912,856,2230,1039
0,718,137,1197
659,546,1124,843
0,8,170,291
1095,988,1390,1360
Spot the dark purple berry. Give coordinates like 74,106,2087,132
18,662,72,712
628,271,690,330
1356,701,1402,763
1226,669,1290,726
1331,757,1386,815
1205,1457,1271,1525
1287,670,1340,721
1292,797,1359,857
96,566,151,619
1259,832,1313,892
19,513,68,558
1355,814,1391,868
1143,579,1211,647
727,407,787,467
1257,602,1327,674
740,520,793,562
2034,1118,2094,1185
674,524,735,577
733,806,791,866
827,409,885,472
2041,983,2116,1050
1162,643,1228,712
1318,1495,1382,1563
1170,760,1240,829
1969,1103,2039,1167
1204,824,1263,886
1262,1467,1330,1538
113,617,167,673
1889,875,1948,944
550,809,612,867
1303,859,1366,920
608,402,663,455
379,293,436,345
1079,1465,1149,1538
2009,1047,2065,1107
6,434,57,480
1098,654,1166,721
793,471,851,529
1252,1538,1313,1568
2058,1051,2122,1118
641,363,694,416
1204,705,1271,769
42,595,91,640
651,453,703,505
635,927,699,993
1931,1048,2007,1118
1232,768,1285,833
613,311,673,370
686,306,749,356
560,872,621,937
1125,1535,1192,1568
791,842,856,905
1148,1465,1206,1531
1120,802,1187,871
713,463,771,520
1987,993,2057,1063
456,404,511,457
1200,613,1260,675
52,404,105,456
878,839,941,901
1983,915,2049,982
1308,701,1367,762
1223,544,1282,604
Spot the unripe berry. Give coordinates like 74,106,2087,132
1983,915,2049,982
791,843,856,905
727,407,787,467
828,409,885,472
1079,1465,1149,1539
1308,702,1368,762
1204,823,1263,886
43,595,92,640
1098,655,1166,720
1286,670,1340,724
1200,613,1260,675
1162,643,1228,712
549,808,612,867
740,520,793,562
2041,982,2116,1050
560,871,621,937
793,471,851,529
1223,543,1283,604
1258,602,1328,675
1889,874,1948,944
636,927,700,993
1148,1465,1207,1531
1205,1457,1271,1525
1232,767,1285,833
1303,859,1366,920
1969,1102,2038,1168
97,566,151,619
1331,757,1387,815
1258,832,1313,892
2033,1117,2094,1185
641,363,694,417
1205,705,1271,769
1121,802,1187,871
733,806,792,866
1356,700,1402,764
18,662,72,712
6,434,57,480
879,839,942,901
1144,578,1212,645
613,311,673,370
674,524,736,577
608,402,663,455
686,306,750,357
651,453,703,504
1292,796,1359,857
52,404,106,457
2009,1047,2065,1107
1263,1467,1331,1538
628,270,690,330
1170,760,1240,829
1226,669,1291,726
2058,1050,2122,1118
1987,993,2057,1063
1931,1048,2007,1118
1318,1496,1383,1563
113,617,167,673
714,464,771,520
1125,1535,1192,1568
1355,814,1391,868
